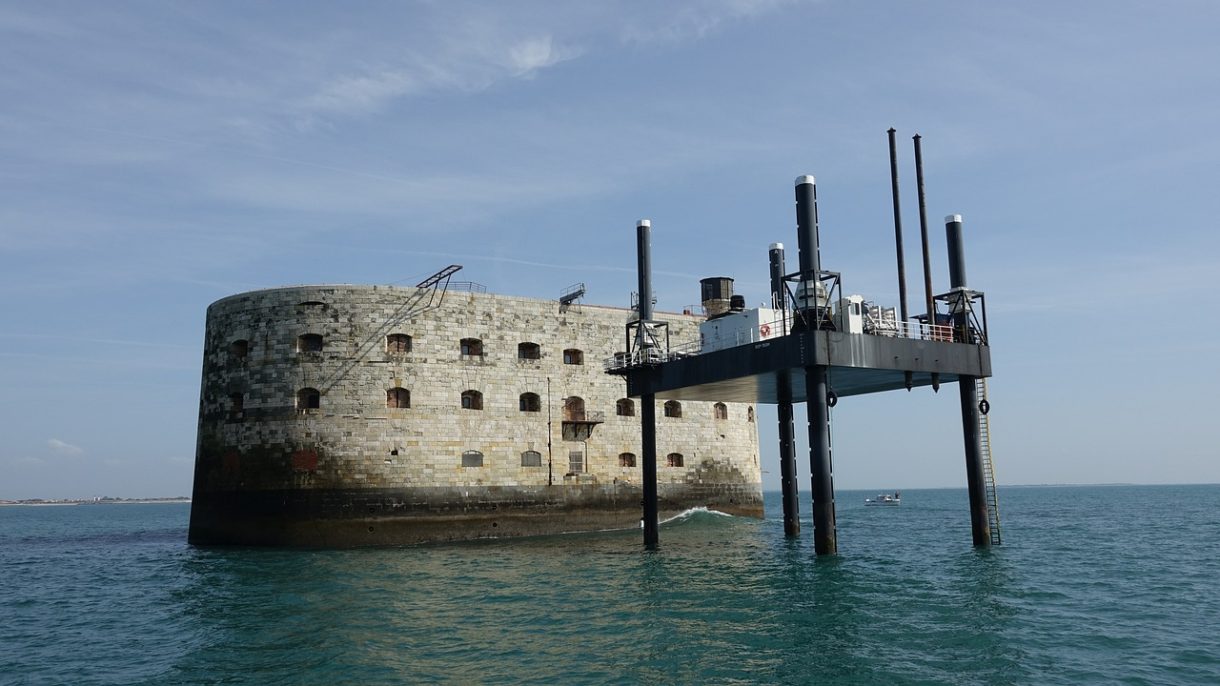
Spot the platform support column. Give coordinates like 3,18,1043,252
793,176,837,554
946,214,991,547
635,219,660,547
805,364,837,555
777,373,800,537
641,390,659,547
769,243,800,537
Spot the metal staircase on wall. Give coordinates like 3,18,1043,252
313,265,462,395
977,377,1002,545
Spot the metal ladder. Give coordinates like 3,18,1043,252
976,377,1002,545
315,265,462,395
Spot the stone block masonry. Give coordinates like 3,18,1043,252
189,284,763,546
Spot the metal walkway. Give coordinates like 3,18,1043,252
314,264,463,394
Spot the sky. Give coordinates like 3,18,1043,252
2,1,1218,499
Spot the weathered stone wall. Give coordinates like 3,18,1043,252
190,284,762,544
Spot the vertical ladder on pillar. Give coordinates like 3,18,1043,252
976,377,1002,545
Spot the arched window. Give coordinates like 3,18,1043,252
563,348,584,365
518,342,541,360
297,334,323,353
519,392,541,412
460,338,483,357
229,340,249,358
461,450,484,468
461,390,483,410
666,453,684,468
386,334,412,353
229,393,244,419
714,402,728,420
297,387,320,410
748,406,755,422
521,450,542,467
619,452,637,468
616,398,635,417
387,387,410,408
664,400,682,418
563,396,585,421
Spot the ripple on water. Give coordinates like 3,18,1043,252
2,489,1220,684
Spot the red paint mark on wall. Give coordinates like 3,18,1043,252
222,451,240,474
291,450,318,472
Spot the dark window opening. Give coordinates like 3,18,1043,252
563,348,584,365
521,450,542,467
229,340,249,358
297,387,320,410
714,402,728,420
748,406,755,422
667,452,684,468
460,338,483,357
616,398,635,417
563,396,586,421
297,334,323,353
387,387,410,408
619,452,637,468
386,334,412,353
664,400,682,418
518,342,541,360
519,393,541,412
229,393,244,418
461,390,483,410
462,450,484,468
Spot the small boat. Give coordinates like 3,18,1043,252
865,491,901,506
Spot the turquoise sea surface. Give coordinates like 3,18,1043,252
2,485,1219,685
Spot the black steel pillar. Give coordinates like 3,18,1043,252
805,365,836,555
946,214,990,546
794,176,837,555
914,136,937,325
914,134,940,392
889,128,913,391
640,387,659,547
790,175,819,294
769,243,800,537
636,219,659,547
887,129,910,323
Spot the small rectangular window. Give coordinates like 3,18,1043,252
568,450,583,474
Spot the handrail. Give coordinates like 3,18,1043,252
604,313,966,372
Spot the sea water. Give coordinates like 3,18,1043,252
2,485,1219,685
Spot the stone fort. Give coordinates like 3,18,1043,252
188,281,763,546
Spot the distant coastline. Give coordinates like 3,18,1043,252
0,497,191,506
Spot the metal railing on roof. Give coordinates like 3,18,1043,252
604,314,964,372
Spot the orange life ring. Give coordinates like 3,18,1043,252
760,323,772,337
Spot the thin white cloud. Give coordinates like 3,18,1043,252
47,439,83,457
620,0,801,44
0,333,195,350
0,7,77,37
304,70,419,116
506,36,579,76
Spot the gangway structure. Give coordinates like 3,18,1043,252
316,264,463,395
608,171,999,554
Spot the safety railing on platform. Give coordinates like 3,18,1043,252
603,314,961,372
563,410,605,423
890,320,956,342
